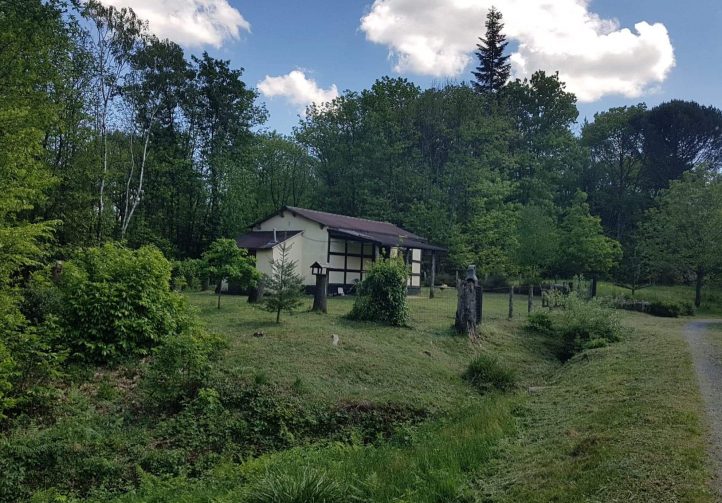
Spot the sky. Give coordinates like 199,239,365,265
100,0,722,134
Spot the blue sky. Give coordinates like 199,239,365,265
105,0,722,133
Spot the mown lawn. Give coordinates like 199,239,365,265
115,289,716,502
186,288,538,411
598,281,722,316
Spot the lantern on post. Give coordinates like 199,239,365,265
310,261,329,313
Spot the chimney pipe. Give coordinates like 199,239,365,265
273,228,277,242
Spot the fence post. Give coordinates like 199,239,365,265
508,284,514,320
429,252,436,299
528,283,533,314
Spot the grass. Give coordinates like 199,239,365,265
113,287,715,502
185,288,534,411
477,313,714,502
598,281,722,316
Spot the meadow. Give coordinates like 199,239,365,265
109,288,717,502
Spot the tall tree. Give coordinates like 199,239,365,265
641,171,722,307
581,105,647,242
642,100,722,193
557,191,622,295
472,7,511,93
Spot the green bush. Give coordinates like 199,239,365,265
648,300,695,318
171,259,206,291
246,468,351,503
527,294,622,360
463,354,516,392
526,311,554,335
45,244,194,363
348,258,409,327
142,330,226,411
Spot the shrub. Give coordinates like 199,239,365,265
463,354,516,392
171,259,206,291
142,330,226,411
526,311,554,335
348,258,409,327
556,295,622,357
45,244,194,363
648,300,695,318
246,468,351,503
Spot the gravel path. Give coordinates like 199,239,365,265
684,320,722,495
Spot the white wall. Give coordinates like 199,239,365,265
254,211,328,286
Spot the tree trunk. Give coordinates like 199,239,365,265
276,306,281,323
429,252,436,299
508,286,513,320
591,275,598,298
216,280,222,309
695,266,705,308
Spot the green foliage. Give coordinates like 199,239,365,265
558,191,622,277
142,330,226,410
527,294,622,359
261,242,304,323
463,354,516,392
0,339,16,421
648,300,695,318
47,244,193,362
641,170,722,306
348,258,410,327
171,259,206,291
203,238,257,308
246,468,351,503
472,7,511,93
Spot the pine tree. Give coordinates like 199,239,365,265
262,242,305,323
472,7,511,93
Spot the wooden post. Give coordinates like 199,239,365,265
312,274,328,313
508,285,513,319
528,283,533,314
429,252,436,299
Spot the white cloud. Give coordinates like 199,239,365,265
360,0,675,102
258,70,339,112
99,0,250,48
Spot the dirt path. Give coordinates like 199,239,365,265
684,320,722,495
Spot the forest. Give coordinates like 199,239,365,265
2,0,722,501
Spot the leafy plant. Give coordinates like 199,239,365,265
463,354,516,392
202,239,257,309
348,258,410,327
44,243,195,363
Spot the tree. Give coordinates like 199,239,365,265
641,171,722,307
515,204,559,282
642,100,722,193
558,192,622,295
581,105,647,242
202,239,257,309
262,242,304,323
472,7,511,93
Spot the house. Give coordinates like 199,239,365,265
235,206,446,294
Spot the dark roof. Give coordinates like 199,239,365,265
329,229,447,252
285,207,425,240
249,206,447,252
235,230,301,250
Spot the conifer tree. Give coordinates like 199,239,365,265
472,7,511,93
262,241,305,323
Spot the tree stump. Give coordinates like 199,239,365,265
455,265,479,342
248,283,265,304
